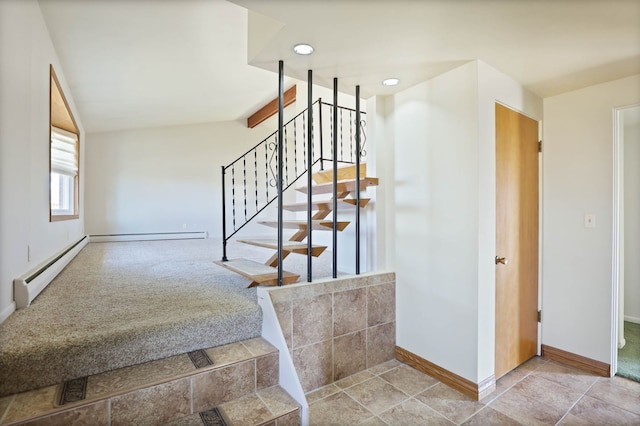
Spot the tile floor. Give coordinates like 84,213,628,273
306,357,640,425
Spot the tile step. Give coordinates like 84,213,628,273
0,338,299,426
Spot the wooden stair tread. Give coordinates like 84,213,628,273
296,177,379,195
214,259,299,286
312,164,366,184
283,198,370,211
258,220,350,231
237,239,327,256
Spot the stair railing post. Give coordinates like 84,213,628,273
307,70,313,282
355,85,361,274
221,166,228,261
277,60,284,286
332,78,338,279
318,97,324,170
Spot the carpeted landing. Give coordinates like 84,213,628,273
617,321,640,382
0,238,333,397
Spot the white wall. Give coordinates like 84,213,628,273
85,120,274,238
624,108,640,323
543,74,640,364
385,61,541,383
0,0,85,322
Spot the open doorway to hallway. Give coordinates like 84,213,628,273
616,104,640,382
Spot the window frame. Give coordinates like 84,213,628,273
49,65,80,222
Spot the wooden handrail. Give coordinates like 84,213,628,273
247,85,296,128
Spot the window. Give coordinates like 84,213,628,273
50,66,80,221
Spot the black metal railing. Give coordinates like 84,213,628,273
221,75,367,283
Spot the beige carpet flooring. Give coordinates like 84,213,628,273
0,237,333,397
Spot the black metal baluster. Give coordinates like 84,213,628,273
264,142,269,201
355,86,361,274
284,125,289,186
329,106,333,163
221,166,228,261
254,149,258,213
319,98,324,170
277,60,284,287
302,112,307,171
350,110,354,163
340,106,344,162
294,118,298,178
307,70,313,282
332,78,338,279
243,155,247,221
231,164,236,231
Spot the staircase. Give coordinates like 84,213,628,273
0,337,300,425
215,163,378,286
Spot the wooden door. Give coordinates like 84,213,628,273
495,103,539,379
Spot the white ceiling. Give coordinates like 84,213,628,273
39,0,640,134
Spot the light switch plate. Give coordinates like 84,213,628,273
584,213,596,228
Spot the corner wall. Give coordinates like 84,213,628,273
384,61,541,384
542,74,640,364
0,0,85,322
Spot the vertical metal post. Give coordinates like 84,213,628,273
332,78,338,279
307,70,313,282
355,86,361,274
318,97,324,170
221,166,228,261
277,60,284,286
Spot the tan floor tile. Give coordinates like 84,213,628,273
293,340,332,393
480,367,530,404
205,341,254,367
415,382,485,424
610,375,640,394
161,413,210,426
379,397,454,425
461,406,521,425
305,384,340,404
344,377,409,415
110,378,191,426
243,337,277,357
275,409,300,426
0,395,13,422
586,379,640,415
334,371,374,389
25,400,109,426
532,361,599,393
490,387,567,426
2,385,58,424
192,360,255,411
220,393,272,426
86,354,194,399
380,364,439,396
257,353,279,390
309,392,373,425
568,395,640,425
258,386,298,417
333,331,367,381
359,416,387,426
519,355,548,372
367,359,402,376
511,374,583,412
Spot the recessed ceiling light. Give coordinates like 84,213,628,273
293,44,314,55
382,78,400,87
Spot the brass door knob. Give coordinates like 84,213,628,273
495,256,508,265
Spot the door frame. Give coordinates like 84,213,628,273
612,103,640,376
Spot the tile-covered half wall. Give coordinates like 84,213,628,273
265,273,396,393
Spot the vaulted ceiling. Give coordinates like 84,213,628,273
39,0,640,133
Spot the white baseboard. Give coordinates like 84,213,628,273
14,236,89,309
89,232,207,242
0,302,16,324
624,315,640,324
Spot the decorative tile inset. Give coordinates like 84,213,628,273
188,349,214,369
58,377,88,406
199,407,228,426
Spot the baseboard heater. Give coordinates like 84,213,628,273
14,236,89,309
89,231,207,243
